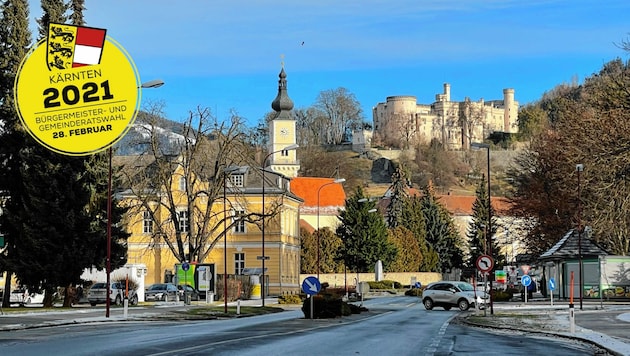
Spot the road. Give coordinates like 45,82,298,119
0,297,607,355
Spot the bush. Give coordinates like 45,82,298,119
301,295,360,319
278,294,302,304
492,289,514,302
368,280,401,290
404,288,423,297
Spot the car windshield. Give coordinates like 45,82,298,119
91,283,107,289
455,282,474,291
149,284,164,290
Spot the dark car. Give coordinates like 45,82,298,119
177,284,200,301
145,283,179,302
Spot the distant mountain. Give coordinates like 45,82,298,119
114,112,189,156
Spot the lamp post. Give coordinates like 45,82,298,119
316,178,345,279
260,144,298,307
106,79,164,318
576,163,584,310
222,166,240,313
471,142,492,314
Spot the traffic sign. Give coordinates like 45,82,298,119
548,277,556,291
476,254,494,273
301,276,321,295
521,274,532,287
256,256,270,260
182,262,190,271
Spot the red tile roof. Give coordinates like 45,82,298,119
437,194,512,216
291,177,347,208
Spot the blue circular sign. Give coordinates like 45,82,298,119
302,276,321,295
521,275,532,287
182,262,190,271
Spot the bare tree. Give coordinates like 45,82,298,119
314,87,363,145
118,105,274,264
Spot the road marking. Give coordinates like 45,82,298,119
425,313,457,355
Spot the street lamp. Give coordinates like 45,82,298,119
576,163,584,310
223,166,240,313
471,142,492,315
261,144,298,307
316,178,346,279
106,79,164,318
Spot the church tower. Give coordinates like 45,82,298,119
268,64,300,178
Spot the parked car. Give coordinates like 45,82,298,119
177,284,200,301
145,283,179,302
9,288,45,306
422,281,489,311
87,282,137,306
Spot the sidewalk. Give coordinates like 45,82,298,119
462,299,630,356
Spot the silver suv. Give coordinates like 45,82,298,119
87,282,137,306
421,281,488,311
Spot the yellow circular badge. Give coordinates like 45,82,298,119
14,24,141,156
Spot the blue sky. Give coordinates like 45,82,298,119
29,0,630,127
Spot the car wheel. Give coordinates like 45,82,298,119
423,298,434,310
443,305,451,311
162,294,168,302
458,299,470,311
90,302,97,306
130,295,138,306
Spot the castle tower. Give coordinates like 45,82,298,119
503,88,515,132
268,64,300,178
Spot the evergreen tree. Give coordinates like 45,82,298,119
400,194,439,271
0,2,128,307
0,0,32,308
68,0,85,26
36,0,67,39
337,186,395,273
387,226,421,272
420,182,464,273
386,164,408,228
318,227,344,273
300,227,317,274
466,175,501,269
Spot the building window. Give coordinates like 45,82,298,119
234,253,245,275
143,210,153,234
179,176,186,191
229,174,244,187
177,209,189,233
281,150,289,156
233,209,245,233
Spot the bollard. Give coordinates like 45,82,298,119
237,299,241,315
569,303,575,333
123,297,128,319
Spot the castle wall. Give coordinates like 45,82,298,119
372,84,519,149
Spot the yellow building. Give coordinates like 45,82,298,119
118,65,304,298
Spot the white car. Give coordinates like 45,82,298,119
9,288,45,306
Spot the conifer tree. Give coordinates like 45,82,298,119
68,0,85,26
400,194,439,271
420,182,464,273
0,0,32,308
0,1,128,307
386,164,408,228
466,175,501,269
337,186,395,273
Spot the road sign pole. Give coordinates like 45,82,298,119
310,296,314,320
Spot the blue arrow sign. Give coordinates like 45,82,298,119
302,276,321,295
521,274,532,287
548,277,556,291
